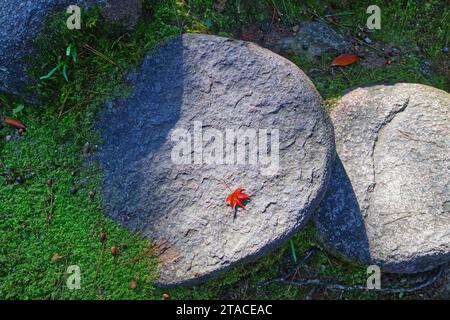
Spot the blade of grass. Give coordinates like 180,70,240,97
62,64,69,82
290,239,298,263
40,62,64,80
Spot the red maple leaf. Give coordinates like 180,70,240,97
226,188,251,209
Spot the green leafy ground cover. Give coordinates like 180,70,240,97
1,0,448,299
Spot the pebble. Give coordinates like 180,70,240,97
16,176,25,184
82,142,93,154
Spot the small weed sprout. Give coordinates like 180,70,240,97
40,44,76,82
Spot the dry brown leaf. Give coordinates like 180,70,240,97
331,53,359,66
50,253,65,263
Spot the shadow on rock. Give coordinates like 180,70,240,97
315,155,371,264
97,36,184,232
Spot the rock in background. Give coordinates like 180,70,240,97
97,33,335,286
100,0,142,30
263,20,352,59
315,83,450,273
0,0,141,100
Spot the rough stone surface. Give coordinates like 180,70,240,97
97,33,335,286
100,0,142,29
266,21,351,59
0,0,140,99
315,83,450,273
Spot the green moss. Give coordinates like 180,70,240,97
1,3,179,300
0,105,160,299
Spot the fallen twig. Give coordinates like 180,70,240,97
338,66,351,81
83,43,118,67
57,92,70,121
45,185,55,226
126,240,169,265
94,237,106,281
259,248,447,294
277,265,445,294
258,247,316,288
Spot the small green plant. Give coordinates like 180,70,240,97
40,45,77,82
289,239,298,263
12,104,25,117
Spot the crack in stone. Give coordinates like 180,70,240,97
366,97,410,216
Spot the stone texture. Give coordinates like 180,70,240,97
100,0,142,29
97,33,335,286
266,20,351,59
315,83,450,273
0,0,141,99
